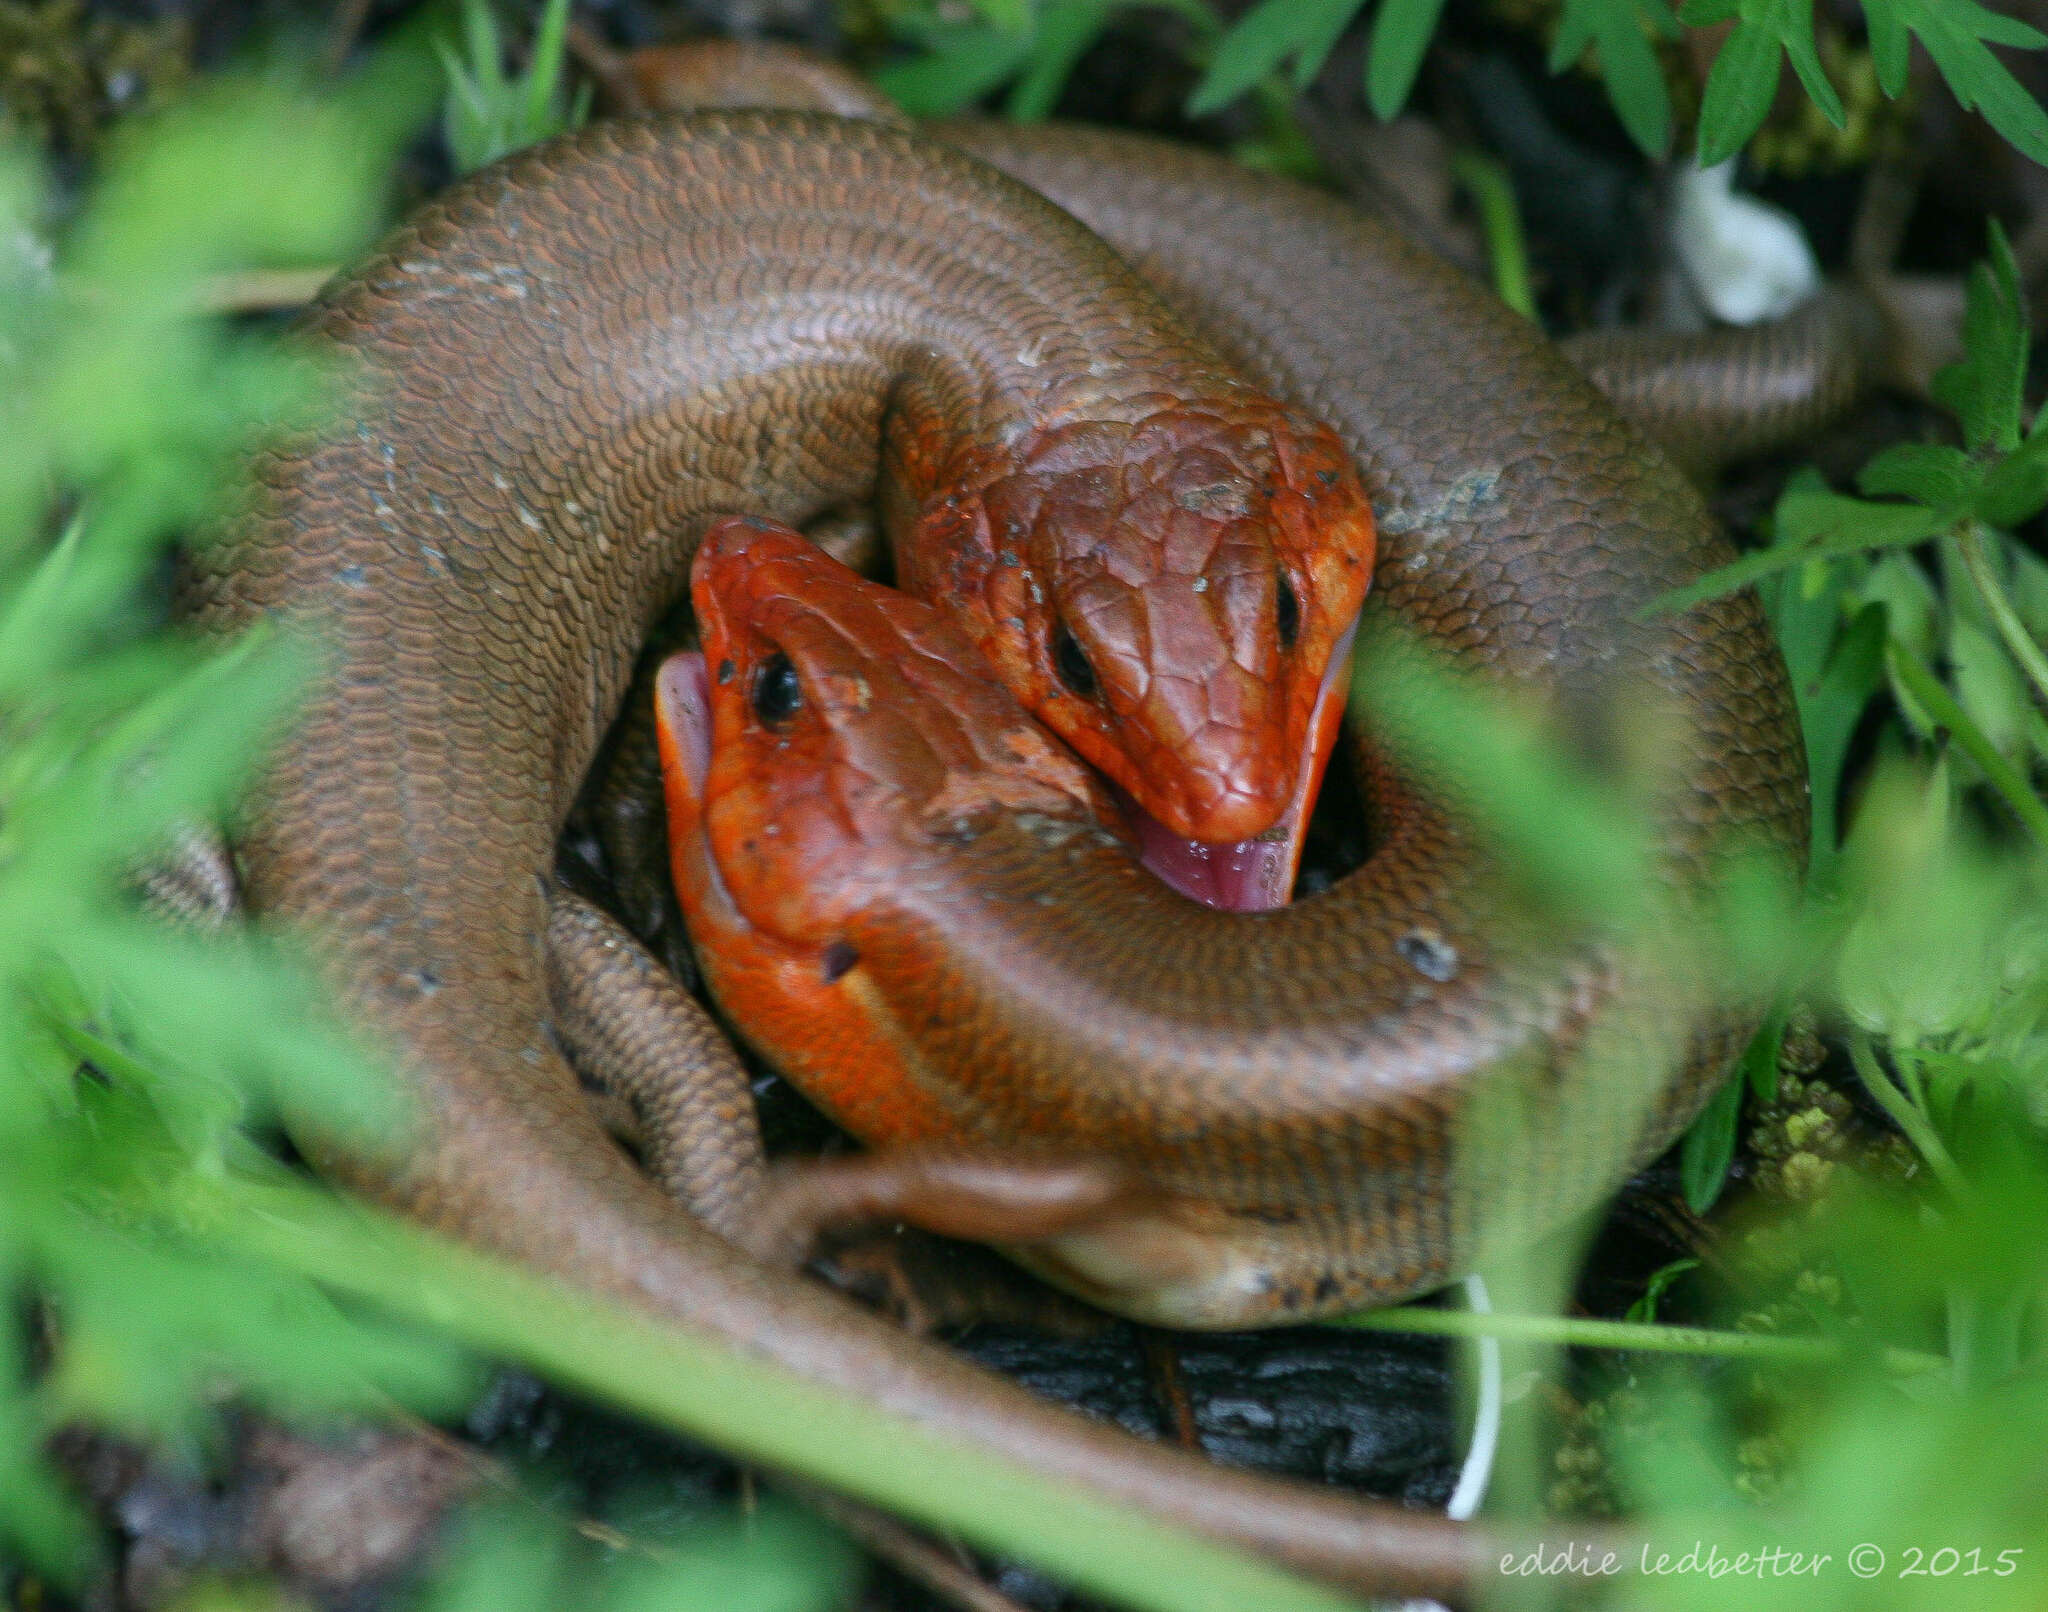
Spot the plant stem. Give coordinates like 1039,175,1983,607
1893,1042,1930,1115
1886,639,2048,848
196,266,334,313
1957,520,2048,712
1335,1304,1947,1376
1449,150,1535,320
1847,1030,1971,1200
162,1173,1372,1612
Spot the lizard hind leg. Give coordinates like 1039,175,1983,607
544,890,767,1241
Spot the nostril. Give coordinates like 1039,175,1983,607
820,940,858,983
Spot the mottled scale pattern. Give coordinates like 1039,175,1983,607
181,112,1494,1593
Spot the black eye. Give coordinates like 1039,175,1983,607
1275,571,1300,650
751,653,802,726
1053,621,1099,700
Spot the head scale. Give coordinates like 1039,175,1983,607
893,397,1376,848
663,515,1113,951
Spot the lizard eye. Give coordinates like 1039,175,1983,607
751,653,802,727
1275,570,1300,651
1053,621,1099,700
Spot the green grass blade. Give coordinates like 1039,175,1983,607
1886,638,2048,848
184,1176,1372,1612
1366,0,1451,118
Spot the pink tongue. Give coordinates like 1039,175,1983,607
1125,802,1299,911
655,652,714,804
1126,617,1360,913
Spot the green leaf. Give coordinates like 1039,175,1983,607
1189,0,1366,117
2008,543,2048,641
423,1498,857,1612
1680,1071,1744,1211
1763,517,1857,690
1864,0,1911,92
1833,759,2035,1050
1744,1007,1786,1103
1778,0,1846,120
1978,433,2048,529
0,1368,96,1584
874,26,1036,116
607,1507,859,1612
1646,476,1950,616
1365,0,1451,118
1932,221,2029,453
1007,0,1115,119
419,1504,565,1612
0,514,87,696
1627,1257,1702,1322
1695,18,1788,164
463,0,503,96
438,0,587,172
1551,0,1676,156
1854,550,1941,667
1856,441,1981,515
1949,612,2031,763
524,0,575,135
1801,602,1890,879
1887,639,2048,847
1450,149,1537,317
1692,0,1843,165
969,0,1034,33
1862,0,2048,165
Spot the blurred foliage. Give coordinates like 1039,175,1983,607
0,49,843,1612
421,1498,856,1612
437,0,589,173
1647,223,2048,1188
0,0,193,156
1537,222,2046,1607
0,64,462,1586
868,0,2048,168
1328,214,2048,1606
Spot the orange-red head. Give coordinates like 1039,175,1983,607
660,515,1130,1142
661,516,1114,960
892,398,1373,905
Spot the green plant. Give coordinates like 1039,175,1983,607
1615,225,2045,1605
0,68,453,1582
871,0,2048,169
438,0,589,174
1634,224,2048,1216
1313,220,2048,1605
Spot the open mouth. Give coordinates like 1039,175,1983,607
1120,616,1358,913
656,652,714,807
